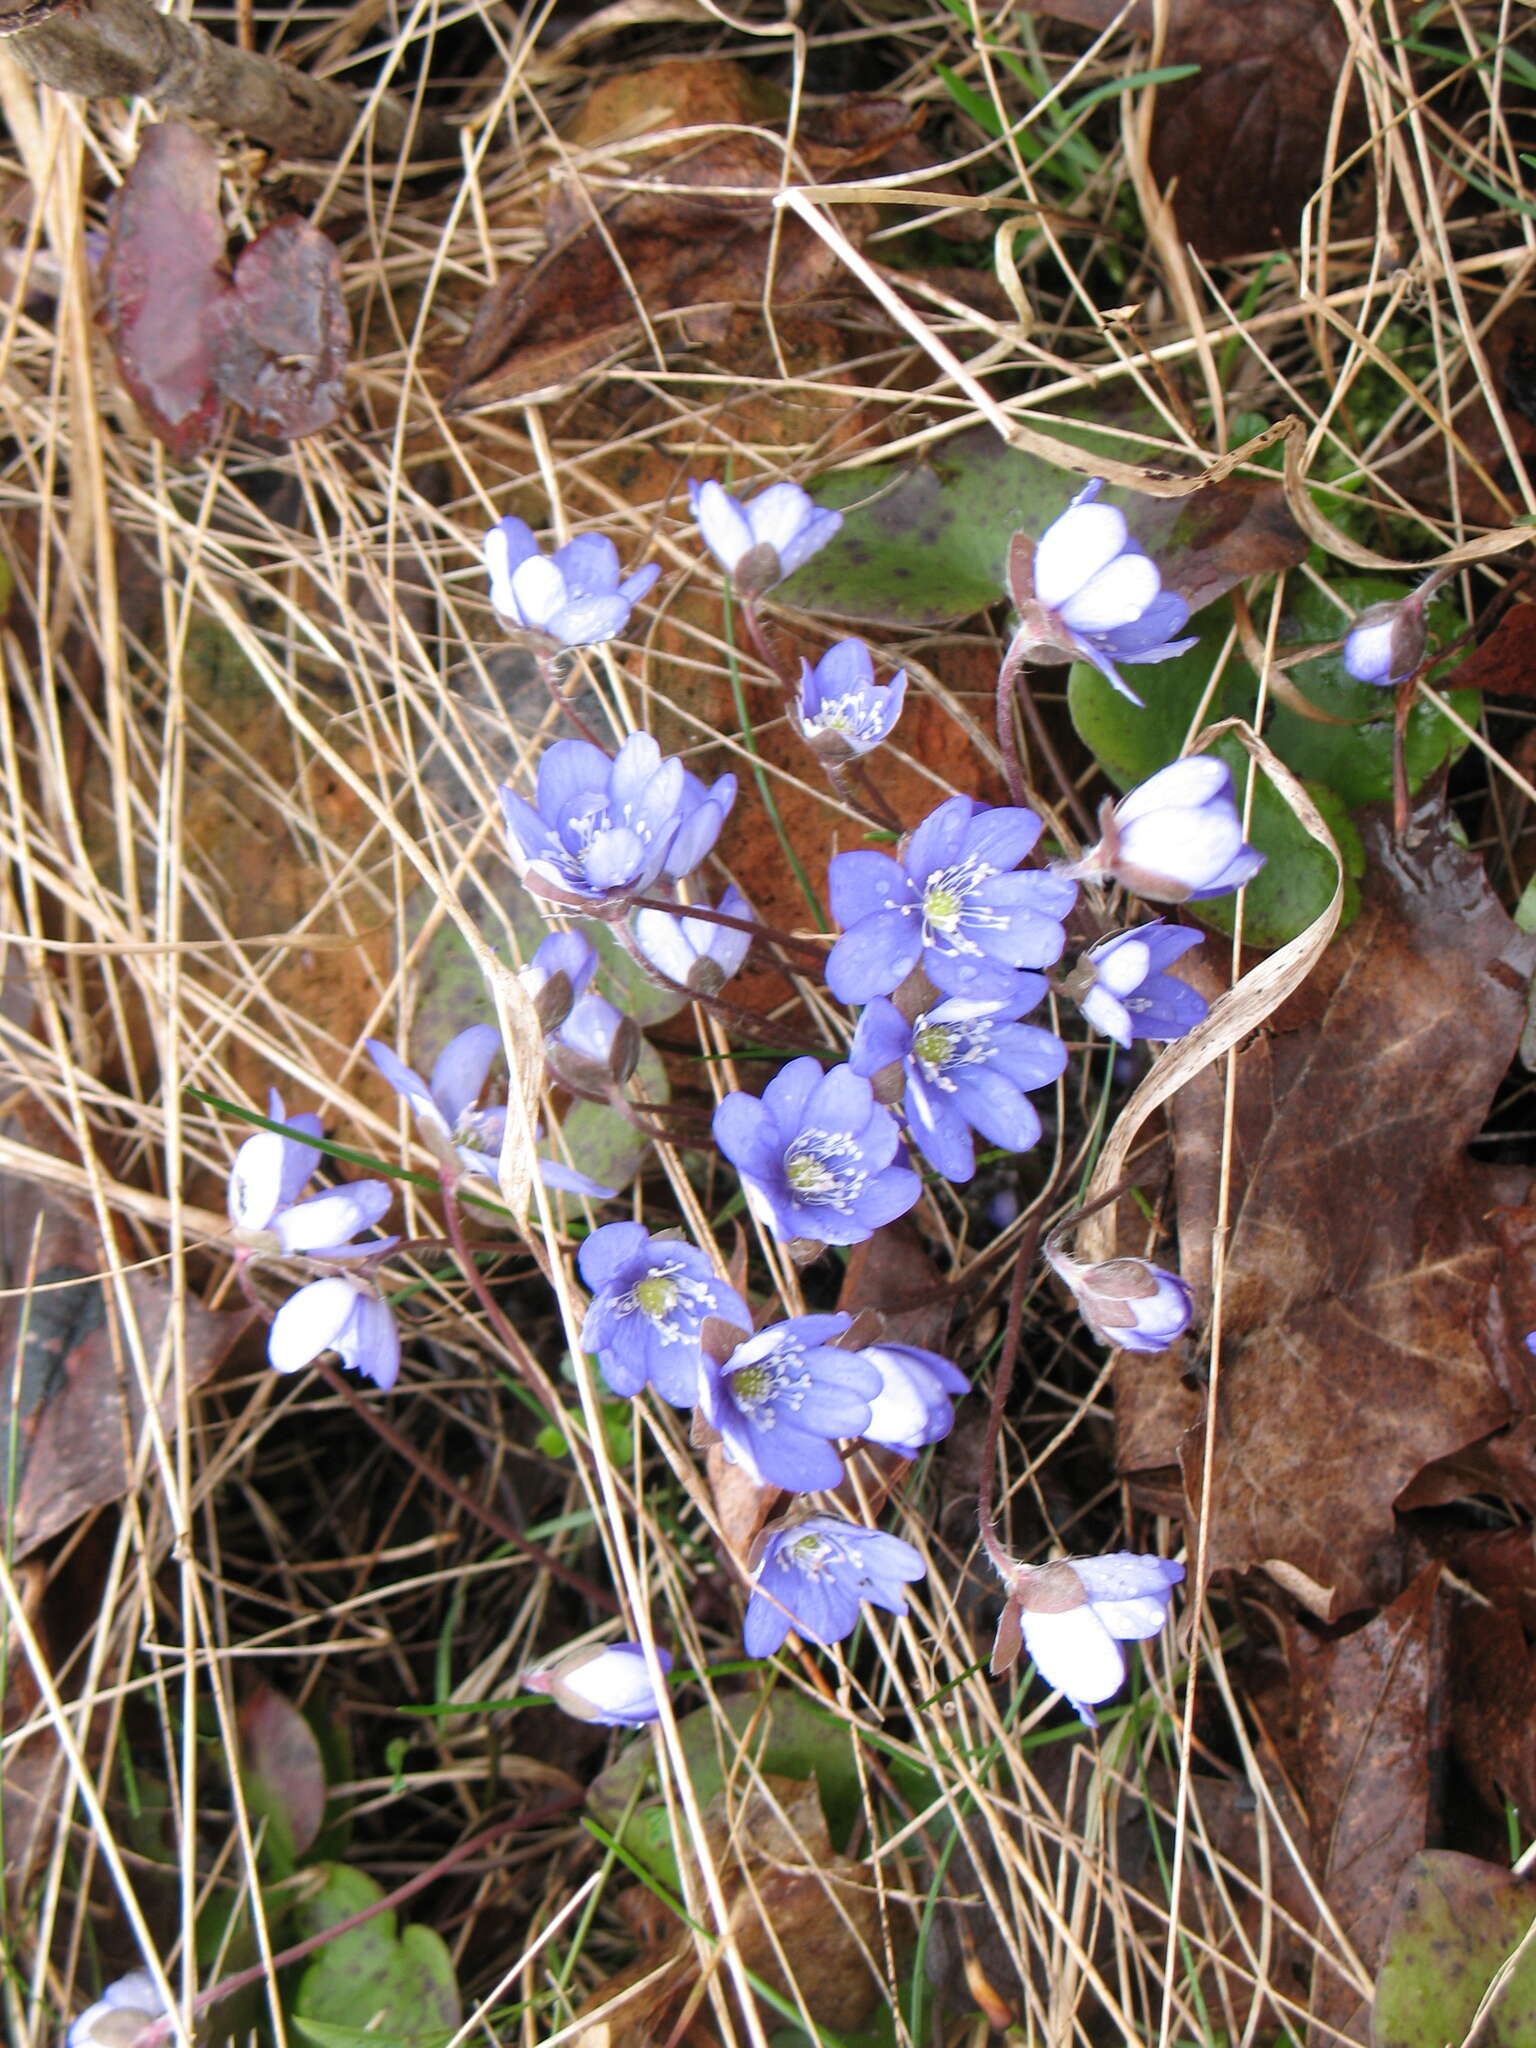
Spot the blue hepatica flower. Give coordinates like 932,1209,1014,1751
858,1343,969,1456
712,1057,922,1247
632,884,753,994
1050,1250,1195,1354
228,1092,395,1259
367,1025,509,1179
519,929,598,1029
744,1513,926,1657
484,515,659,649
1342,588,1430,688
67,1971,169,2048
827,796,1077,1006
995,1553,1185,1726
268,1273,401,1390
525,1640,673,1726
1010,480,1195,706
578,1220,750,1407
851,989,1067,1184
689,478,842,594
1073,923,1207,1049
499,733,735,909
1069,758,1264,904
795,639,907,761
702,1313,881,1492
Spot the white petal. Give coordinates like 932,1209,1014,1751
1115,756,1231,824
632,906,698,983
1058,552,1161,634
1033,500,1128,611
694,481,754,570
1020,1604,1127,1707
268,1277,358,1374
1096,939,1151,997
1080,983,1132,1048
228,1131,285,1229
507,554,567,630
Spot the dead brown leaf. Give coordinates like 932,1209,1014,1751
572,1774,882,2046
447,94,924,408
1020,0,1362,258
1165,806,1536,1620
0,1177,247,1558
1449,1601,1536,1826
1280,1565,1444,2043
1444,599,1536,702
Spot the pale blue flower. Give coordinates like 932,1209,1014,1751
66,1971,167,2048
631,885,753,993
999,1553,1184,1726
578,1221,749,1407
795,639,906,760
1010,481,1195,705
689,478,842,593
1068,758,1264,903
712,1058,921,1248
701,1314,880,1492
227,1091,394,1259
1074,923,1207,1048
525,1640,673,1726
857,1343,969,1456
267,1274,400,1390
744,1514,926,1657
366,1025,507,1178
484,516,659,648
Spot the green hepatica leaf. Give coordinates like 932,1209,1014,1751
1373,1850,1536,2047
291,1863,460,2048
780,422,1149,628
1067,576,1472,945
1196,751,1363,950
558,1037,669,1198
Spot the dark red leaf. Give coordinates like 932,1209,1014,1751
103,122,228,459
213,216,349,439
241,1683,327,1857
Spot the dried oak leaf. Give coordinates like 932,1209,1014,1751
448,97,922,409
1021,0,1362,258
1279,1565,1445,2044
102,121,228,458
1441,598,1536,703
1168,806,1536,1620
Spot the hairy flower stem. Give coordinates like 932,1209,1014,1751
612,918,828,1053
976,1195,1053,1581
625,893,825,970
828,757,904,836
1391,665,1424,838
995,641,1096,840
538,650,607,749
132,1792,584,2046
741,595,797,688
314,1359,617,1612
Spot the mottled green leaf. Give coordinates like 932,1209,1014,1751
291,1863,460,2048
1373,1850,1536,2047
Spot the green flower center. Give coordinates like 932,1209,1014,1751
633,1274,678,1320
732,1362,770,1403
912,1024,956,1072
786,1153,838,1197
922,883,962,932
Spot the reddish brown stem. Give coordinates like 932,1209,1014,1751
995,642,1096,840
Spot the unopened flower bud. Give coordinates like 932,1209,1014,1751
1049,1248,1193,1353
688,478,842,595
1341,570,1449,688
1066,758,1264,904
525,1640,672,1726
545,993,640,1100
519,930,598,1033
991,1551,1184,1723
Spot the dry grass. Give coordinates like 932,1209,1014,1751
0,1,1532,2044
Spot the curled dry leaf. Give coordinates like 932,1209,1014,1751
447,89,926,408
211,217,349,439
1160,803,1536,1620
